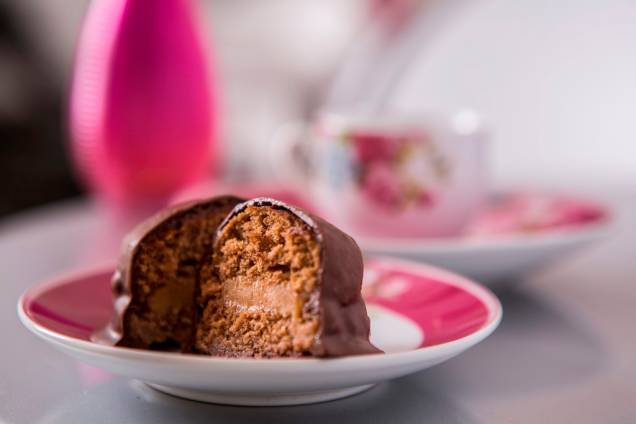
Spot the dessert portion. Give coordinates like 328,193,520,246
110,195,244,352
195,198,381,357
105,196,380,358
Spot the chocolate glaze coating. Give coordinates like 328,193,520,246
216,198,382,357
100,195,245,348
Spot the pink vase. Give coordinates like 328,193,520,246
70,0,217,210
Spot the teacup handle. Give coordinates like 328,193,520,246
269,121,312,188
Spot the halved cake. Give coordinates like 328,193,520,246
105,196,380,358
109,195,244,351
195,198,381,357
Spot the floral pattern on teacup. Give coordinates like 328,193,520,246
343,130,450,211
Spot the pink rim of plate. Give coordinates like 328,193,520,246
18,258,501,359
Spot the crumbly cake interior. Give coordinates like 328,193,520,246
122,205,232,351
195,205,322,357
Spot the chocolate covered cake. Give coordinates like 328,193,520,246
196,198,381,357
106,196,381,358
110,195,244,351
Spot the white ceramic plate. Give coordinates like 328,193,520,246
18,258,501,406
359,222,610,283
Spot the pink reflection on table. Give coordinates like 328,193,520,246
77,363,113,386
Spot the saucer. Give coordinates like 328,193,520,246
360,225,608,283
359,193,611,282
18,258,501,406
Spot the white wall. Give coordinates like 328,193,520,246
391,0,636,190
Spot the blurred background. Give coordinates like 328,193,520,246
1,0,635,218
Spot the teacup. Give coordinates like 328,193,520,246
272,111,489,238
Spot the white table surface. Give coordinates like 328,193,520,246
1,195,635,423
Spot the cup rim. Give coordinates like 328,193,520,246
314,109,486,137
